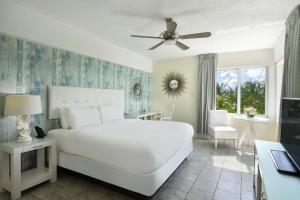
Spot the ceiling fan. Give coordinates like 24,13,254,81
130,18,211,51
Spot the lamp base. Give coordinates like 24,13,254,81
17,135,32,143
16,115,32,143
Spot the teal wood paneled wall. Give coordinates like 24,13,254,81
0,33,152,143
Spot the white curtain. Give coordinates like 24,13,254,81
197,53,218,136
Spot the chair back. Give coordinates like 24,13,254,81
208,110,228,127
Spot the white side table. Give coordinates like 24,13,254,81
234,115,269,149
0,137,57,200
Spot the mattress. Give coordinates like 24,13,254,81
48,119,194,174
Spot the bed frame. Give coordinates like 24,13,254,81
48,86,193,196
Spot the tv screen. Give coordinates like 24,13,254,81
280,98,300,171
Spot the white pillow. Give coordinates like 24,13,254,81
67,107,102,129
59,107,70,129
100,104,124,123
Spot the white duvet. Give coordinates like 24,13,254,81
48,119,194,174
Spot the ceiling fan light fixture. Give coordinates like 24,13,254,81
164,40,176,45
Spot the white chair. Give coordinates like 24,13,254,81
161,104,175,121
208,110,238,149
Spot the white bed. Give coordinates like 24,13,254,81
48,86,194,196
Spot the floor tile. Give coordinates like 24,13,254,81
213,190,240,200
19,193,40,200
242,172,254,183
242,181,254,192
154,187,187,200
193,178,218,193
186,187,214,200
166,176,194,192
219,169,241,183
175,166,201,182
217,180,241,194
0,192,10,200
241,191,256,200
42,193,65,200
31,182,63,199
55,182,85,199
198,171,220,182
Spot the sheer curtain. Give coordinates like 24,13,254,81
197,53,218,137
282,5,300,98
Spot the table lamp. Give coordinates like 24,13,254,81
4,95,42,142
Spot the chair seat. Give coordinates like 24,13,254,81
208,126,238,139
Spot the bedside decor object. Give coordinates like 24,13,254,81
133,82,142,97
4,95,42,143
244,107,257,118
34,126,46,138
162,71,187,97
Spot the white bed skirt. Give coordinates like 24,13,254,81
57,139,193,196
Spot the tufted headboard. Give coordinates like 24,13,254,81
48,86,124,119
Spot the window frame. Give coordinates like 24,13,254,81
216,65,269,117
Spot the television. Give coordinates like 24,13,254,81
279,98,300,172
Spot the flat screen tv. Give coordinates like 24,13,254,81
280,98,300,172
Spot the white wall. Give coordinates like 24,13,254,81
152,49,278,141
152,57,199,129
273,30,285,63
0,0,152,72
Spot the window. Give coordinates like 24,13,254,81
216,69,238,113
216,66,267,115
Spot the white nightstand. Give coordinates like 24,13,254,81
0,137,57,200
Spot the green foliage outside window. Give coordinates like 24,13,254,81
240,81,265,114
216,66,266,115
216,82,237,113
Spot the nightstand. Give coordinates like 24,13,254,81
0,137,57,200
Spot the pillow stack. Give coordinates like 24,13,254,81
59,104,124,129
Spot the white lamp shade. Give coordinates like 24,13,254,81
4,95,42,115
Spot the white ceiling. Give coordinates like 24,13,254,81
12,0,300,60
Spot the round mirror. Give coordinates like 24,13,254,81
169,80,179,90
133,83,142,97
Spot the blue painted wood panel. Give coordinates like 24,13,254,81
0,33,152,143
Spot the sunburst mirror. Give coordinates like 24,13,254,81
162,71,187,97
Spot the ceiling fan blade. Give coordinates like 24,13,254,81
148,41,164,50
166,18,177,34
179,32,212,39
175,41,189,50
130,35,162,39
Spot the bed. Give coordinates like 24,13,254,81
47,86,194,196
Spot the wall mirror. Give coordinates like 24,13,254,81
133,83,142,97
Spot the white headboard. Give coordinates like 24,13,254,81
48,86,124,119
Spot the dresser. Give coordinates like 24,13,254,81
255,140,300,200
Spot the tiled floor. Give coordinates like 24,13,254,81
0,139,256,200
